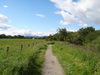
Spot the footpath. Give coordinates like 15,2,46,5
42,45,65,75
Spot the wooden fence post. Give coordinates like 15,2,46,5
28,44,30,47
21,45,23,50
33,43,34,46
6,47,9,56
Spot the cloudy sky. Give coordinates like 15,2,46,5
0,0,100,36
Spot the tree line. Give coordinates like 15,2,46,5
46,27,100,46
0,34,25,39
0,34,47,39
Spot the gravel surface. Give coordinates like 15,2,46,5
42,45,65,75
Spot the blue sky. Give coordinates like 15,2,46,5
0,0,100,36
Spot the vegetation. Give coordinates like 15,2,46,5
52,42,100,75
0,34,25,39
0,26,100,75
0,34,47,39
0,39,47,75
47,26,100,75
47,27,100,52
88,36,100,53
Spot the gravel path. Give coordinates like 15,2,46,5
42,45,65,75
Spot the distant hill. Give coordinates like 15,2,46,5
25,35,47,39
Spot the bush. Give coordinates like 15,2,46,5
90,36,100,52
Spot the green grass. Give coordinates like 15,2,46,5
0,39,47,75
89,36,100,53
52,42,100,75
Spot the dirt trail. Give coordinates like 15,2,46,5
42,45,65,75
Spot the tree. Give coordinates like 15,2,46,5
58,28,68,41
0,34,7,38
52,33,60,41
46,27,99,46
84,30,100,44
76,27,95,45
78,27,95,37
46,34,53,41
7,35,12,38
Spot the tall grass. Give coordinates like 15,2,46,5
0,39,47,75
52,42,100,75
89,36,100,52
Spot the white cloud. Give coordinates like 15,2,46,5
13,30,50,36
0,14,13,31
78,21,88,27
3,5,8,8
50,28,57,31
0,14,9,23
51,28,77,32
0,23,14,31
67,28,78,32
59,21,69,26
36,14,45,18
55,11,78,25
0,29,50,36
50,0,100,25
0,14,49,36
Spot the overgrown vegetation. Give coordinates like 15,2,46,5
47,27,100,75
52,42,100,75
0,27,100,75
47,27,100,52
0,39,47,75
87,36,100,53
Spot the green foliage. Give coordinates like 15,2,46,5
47,27,100,46
89,36,100,52
52,42,100,75
46,28,68,41
74,27,95,45
0,39,47,75
84,30,100,45
47,41,55,45
46,34,53,41
78,27,95,37
52,33,60,41
18,45,46,75
0,34,25,39
58,28,68,41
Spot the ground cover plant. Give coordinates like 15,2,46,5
0,39,47,75
52,42,100,75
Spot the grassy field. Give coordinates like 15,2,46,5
0,39,47,75
1,39,100,75
52,42,100,75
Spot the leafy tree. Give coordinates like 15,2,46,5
57,28,68,41
46,27,100,46
46,34,53,41
76,27,95,45
52,33,60,41
7,35,13,38
78,27,95,37
0,34,7,38
0,34,25,39
84,30,100,44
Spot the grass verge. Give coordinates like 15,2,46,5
52,42,100,75
18,45,46,75
0,39,47,75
